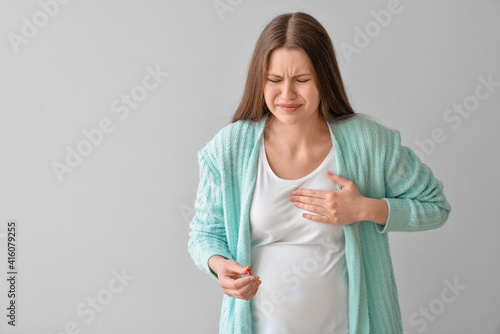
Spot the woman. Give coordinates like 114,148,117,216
188,12,451,334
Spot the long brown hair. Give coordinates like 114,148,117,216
231,12,356,124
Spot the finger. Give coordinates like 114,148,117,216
224,278,261,300
295,201,329,216
238,278,261,297
326,172,352,189
221,274,258,290
223,262,251,279
291,188,328,199
245,281,262,300
292,193,327,207
229,262,251,276
295,202,331,217
233,274,260,290
247,284,260,300
301,212,332,224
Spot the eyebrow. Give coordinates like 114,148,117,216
267,73,312,78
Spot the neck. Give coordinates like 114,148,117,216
264,113,330,154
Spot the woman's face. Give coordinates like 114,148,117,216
264,47,321,125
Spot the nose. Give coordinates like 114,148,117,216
281,79,296,100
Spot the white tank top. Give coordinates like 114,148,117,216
250,135,349,334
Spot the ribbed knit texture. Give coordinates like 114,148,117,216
188,114,451,334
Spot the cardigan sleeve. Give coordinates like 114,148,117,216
187,150,234,280
376,127,452,233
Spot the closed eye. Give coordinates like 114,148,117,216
267,79,310,83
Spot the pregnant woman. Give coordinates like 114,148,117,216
188,11,451,334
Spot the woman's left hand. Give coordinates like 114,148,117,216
289,171,368,226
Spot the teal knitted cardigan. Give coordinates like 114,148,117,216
188,113,451,334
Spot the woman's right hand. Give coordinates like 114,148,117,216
209,255,261,301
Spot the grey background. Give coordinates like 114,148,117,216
0,0,499,333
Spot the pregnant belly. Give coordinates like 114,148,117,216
250,243,349,334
